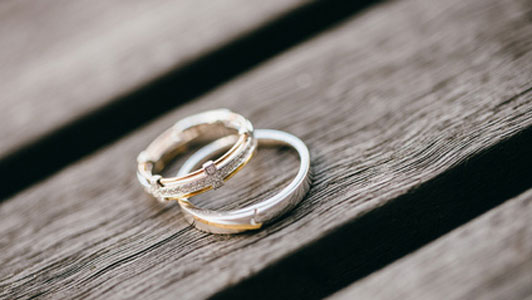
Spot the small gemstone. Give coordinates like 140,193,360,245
212,180,224,189
202,160,218,175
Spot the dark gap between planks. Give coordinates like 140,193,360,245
0,0,380,201
210,125,532,300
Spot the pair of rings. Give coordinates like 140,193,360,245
137,109,311,234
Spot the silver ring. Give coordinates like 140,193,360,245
136,109,256,201
176,129,311,234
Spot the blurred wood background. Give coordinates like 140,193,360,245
0,0,531,299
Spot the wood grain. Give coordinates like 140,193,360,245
0,0,305,157
1,0,531,298
328,188,532,300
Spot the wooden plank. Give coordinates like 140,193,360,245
328,188,532,300
0,0,305,157
0,0,375,200
1,0,531,299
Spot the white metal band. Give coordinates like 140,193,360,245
136,109,256,201
176,129,311,234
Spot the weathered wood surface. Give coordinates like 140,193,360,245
329,188,532,300
0,0,305,157
1,0,531,299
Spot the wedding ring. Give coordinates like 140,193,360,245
176,129,311,234
137,109,256,201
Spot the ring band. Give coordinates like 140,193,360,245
176,129,311,234
137,109,256,201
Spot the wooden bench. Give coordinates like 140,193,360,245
1,0,531,298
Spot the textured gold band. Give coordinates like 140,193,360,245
136,109,256,201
